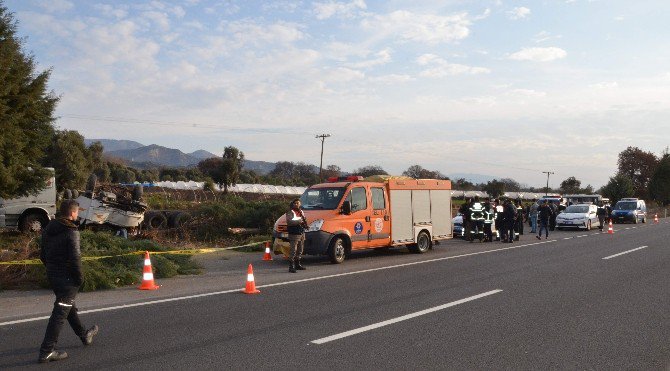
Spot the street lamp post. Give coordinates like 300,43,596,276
316,134,331,182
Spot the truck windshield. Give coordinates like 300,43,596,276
300,187,346,210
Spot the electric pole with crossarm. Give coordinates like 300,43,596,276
316,134,331,182
542,171,555,195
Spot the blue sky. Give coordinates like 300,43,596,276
5,0,670,188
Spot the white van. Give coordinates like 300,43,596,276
0,169,57,232
611,198,647,224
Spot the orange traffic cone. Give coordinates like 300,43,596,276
607,220,614,234
242,264,260,294
262,242,273,261
654,214,659,224
139,251,159,290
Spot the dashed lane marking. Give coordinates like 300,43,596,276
602,246,648,260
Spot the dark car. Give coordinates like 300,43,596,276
611,198,647,224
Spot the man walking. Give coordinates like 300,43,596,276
39,200,98,363
536,200,553,240
286,199,308,273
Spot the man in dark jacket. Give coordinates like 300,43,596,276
39,200,98,363
502,200,517,243
536,200,553,240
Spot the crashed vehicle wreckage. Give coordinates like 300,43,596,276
72,175,148,231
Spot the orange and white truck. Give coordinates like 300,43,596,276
273,176,452,263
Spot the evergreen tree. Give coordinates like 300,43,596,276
0,3,58,198
600,173,634,204
46,130,91,191
220,146,244,193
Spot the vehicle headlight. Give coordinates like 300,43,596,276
307,219,324,232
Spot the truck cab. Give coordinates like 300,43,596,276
0,169,56,232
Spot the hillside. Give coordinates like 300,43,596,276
84,139,144,152
107,144,199,167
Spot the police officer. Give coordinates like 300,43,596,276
514,200,524,241
503,199,517,243
469,196,485,242
596,202,608,231
286,198,308,273
39,200,98,363
494,199,504,241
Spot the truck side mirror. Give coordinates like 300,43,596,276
341,201,352,215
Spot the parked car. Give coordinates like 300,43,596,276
453,213,464,237
611,198,647,224
555,204,600,230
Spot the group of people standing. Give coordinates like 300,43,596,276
459,197,525,243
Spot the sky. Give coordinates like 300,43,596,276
5,0,670,188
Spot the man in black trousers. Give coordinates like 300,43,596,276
38,200,98,363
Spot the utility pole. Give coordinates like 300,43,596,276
316,134,331,182
542,171,555,195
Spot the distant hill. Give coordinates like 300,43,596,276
243,160,277,175
84,139,144,152
107,144,199,167
188,150,218,159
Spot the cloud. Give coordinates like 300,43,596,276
533,31,562,43
508,89,547,97
313,0,367,20
589,82,618,89
37,0,73,13
369,74,414,84
220,20,305,46
416,54,490,77
507,7,530,20
508,47,567,62
347,48,392,68
94,4,128,19
362,10,472,44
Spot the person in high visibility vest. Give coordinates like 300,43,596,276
494,199,504,241
285,199,308,273
514,199,524,241
469,196,485,242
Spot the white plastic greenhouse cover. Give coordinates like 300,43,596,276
151,181,306,195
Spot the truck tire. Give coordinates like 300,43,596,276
328,236,346,264
64,189,72,200
20,212,49,233
132,185,143,201
86,174,97,192
408,231,431,254
72,189,79,199
142,211,167,230
168,211,191,229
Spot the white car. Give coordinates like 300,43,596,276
555,204,600,230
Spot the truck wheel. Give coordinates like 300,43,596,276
329,237,346,264
409,231,431,253
142,211,167,230
168,211,191,229
20,212,49,233
72,189,79,199
64,189,72,200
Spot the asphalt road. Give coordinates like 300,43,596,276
1,221,669,370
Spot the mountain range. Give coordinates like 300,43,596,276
84,139,278,174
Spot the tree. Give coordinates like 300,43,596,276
499,178,521,192
600,173,634,204
322,164,341,179
220,146,244,193
88,141,110,182
453,178,476,191
353,165,388,178
559,176,582,194
482,179,505,198
402,165,449,179
617,146,659,199
649,154,670,205
46,130,91,191
0,4,58,199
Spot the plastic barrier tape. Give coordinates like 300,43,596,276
0,241,270,265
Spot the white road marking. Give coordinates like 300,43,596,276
576,235,588,238
563,237,571,240
310,289,503,345
602,246,648,260
0,240,557,327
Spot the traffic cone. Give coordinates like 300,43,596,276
139,251,159,290
607,220,614,234
262,242,273,261
242,264,260,294
654,214,659,224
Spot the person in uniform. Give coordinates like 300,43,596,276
494,199,505,241
596,202,608,231
286,199,308,273
469,196,485,242
482,198,495,242
460,198,473,241
514,200,524,241
39,200,98,363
